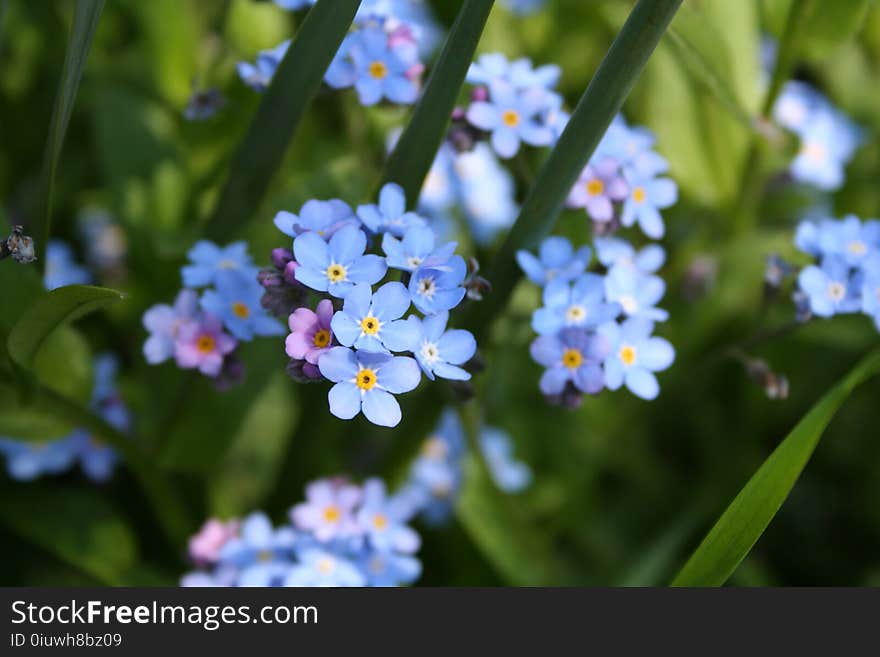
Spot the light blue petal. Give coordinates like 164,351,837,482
436,330,476,364
379,182,407,218
377,356,421,394
625,367,659,400
532,307,563,336
431,362,471,381
539,367,569,394
318,347,359,382
347,254,388,285
381,317,420,352
293,231,329,270
328,225,367,264
273,210,298,236
362,389,402,427
371,281,410,320
330,312,362,348
640,337,675,371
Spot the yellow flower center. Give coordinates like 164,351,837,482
422,436,447,459
232,301,250,319
632,186,646,203
847,240,867,256
326,264,348,283
372,514,388,531
356,368,377,391
257,550,274,563
502,109,521,127
801,141,826,162
562,348,583,369
369,60,388,79
619,345,637,366
827,282,846,301
218,259,238,269
313,329,331,348
322,505,341,523
565,304,586,323
196,334,216,354
317,557,336,575
360,316,381,335
586,179,604,196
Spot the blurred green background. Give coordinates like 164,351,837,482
1,0,879,586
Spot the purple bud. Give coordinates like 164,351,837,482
258,268,284,288
283,260,299,287
451,106,466,121
470,86,488,102
271,247,294,270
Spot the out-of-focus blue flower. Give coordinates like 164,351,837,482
598,318,675,400
594,237,665,274
291,479,362,542
237,40,290,92
530,327,608,395
182,241,257,289
797,256,862,318
183,88,225,121
284,548,365,587
620,171,678,239
356,478,420,553
790,107,862,191
357,0,442,56
405,411,465,525
467,53,560,91
479,427,532,493
43,240,91,290
319,348,421,427
78,208,127,272
200,270,284,341
499,0,545,15
358,550,421,587
330,282,419,354
449,143,519,244
861,258,880,330
274,199,358,241
532,274,620,336
218,513,297,587
142,289,201,364
357,182,428,237
773,81,825,134
566,157,629,222
597,115,668,177
604,265,669,322
0,438,78,481
795,215,880,267
408,255,467,315
293,225,387,298
516,236,592,287
382,225,456,272
409,311,476,381
273,0,315,9
466,79,555,158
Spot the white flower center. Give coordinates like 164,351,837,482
420,341,440,364
407,256,423,269
618,295,638,314
417,276,437,298
565,304,586,324
827,282,846,302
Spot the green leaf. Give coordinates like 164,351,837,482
462,0,683,341
380,0,494,204
672,347,880,586
204,0,361,240
0,483,138,585
764,0,871,61
34,0,105,263
6,285,124,370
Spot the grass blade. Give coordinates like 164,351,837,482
34,0,105,266
462,0,683,340
671,347,880,586
204,0,361,240
380,0,494,204
6,284,124,370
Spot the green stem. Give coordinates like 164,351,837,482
461,0,683,341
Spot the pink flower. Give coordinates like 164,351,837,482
188,518,239,566
290,478,362,542
285,299,334,365
174,314,237,377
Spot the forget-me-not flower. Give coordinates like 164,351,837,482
797,256,862,318
408,255,467,315
594,237,666,274
201,270,284,341
237,40,290,92
274,199,358,241
604,266,669,322
142,289,200,364
291,479,362,542
598,318,675,400
529,327,608,395
567,157,629,222
479,427,532,493
182,241,256,288
409,311,476,381
382,225,456,272
283,548,365,587
218,512,297,587
357,182,428,237
330,282,420,354
293,224,387,298
516,236,592,287
620,171,678,239
356,478,421,554
44,240,91,290
467,53,560,91
466,79,554,158
532,274,620,336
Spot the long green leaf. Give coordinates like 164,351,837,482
204,0,361,240
34,0,105,264
672,347,880,586
462,0,683,340
380,0,494,204
6,284,124,369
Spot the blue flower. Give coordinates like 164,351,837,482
479,427,532,493
409,256,467,315
382,225,456,272
201,270,284,341
237,40,290,92
405,411,465,525
43,240,91,290
861,258,880,330
318,348,421,427
594,237,665,274
467,53,560,91
530,327,608,396
466,79,555,158
597,115,668,176
598,318,675,400
274,199,357,241
356,478,421,554
773,80,825,134
218,512,297,587
358,550,421,587
330,282,419,354
293,224,387,298
0,437,78,481
796,215,880,267
620,171,678,239
274,0,315,9
789,107,862,191
182,241,257,288
516,236,592,287
409,311,476,381
797,256,862,318
499,0,546,15
142,289,201,364
532,274,620,336
357,182,428,237
284,548,365,587
604,265,669,322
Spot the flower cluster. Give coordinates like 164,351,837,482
772,81,863,192
793,215,880,329
242,1,439,106
0,355,130,482
519,235,675,404
181,477,422,587
264,183,477,427
142,241,283,381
